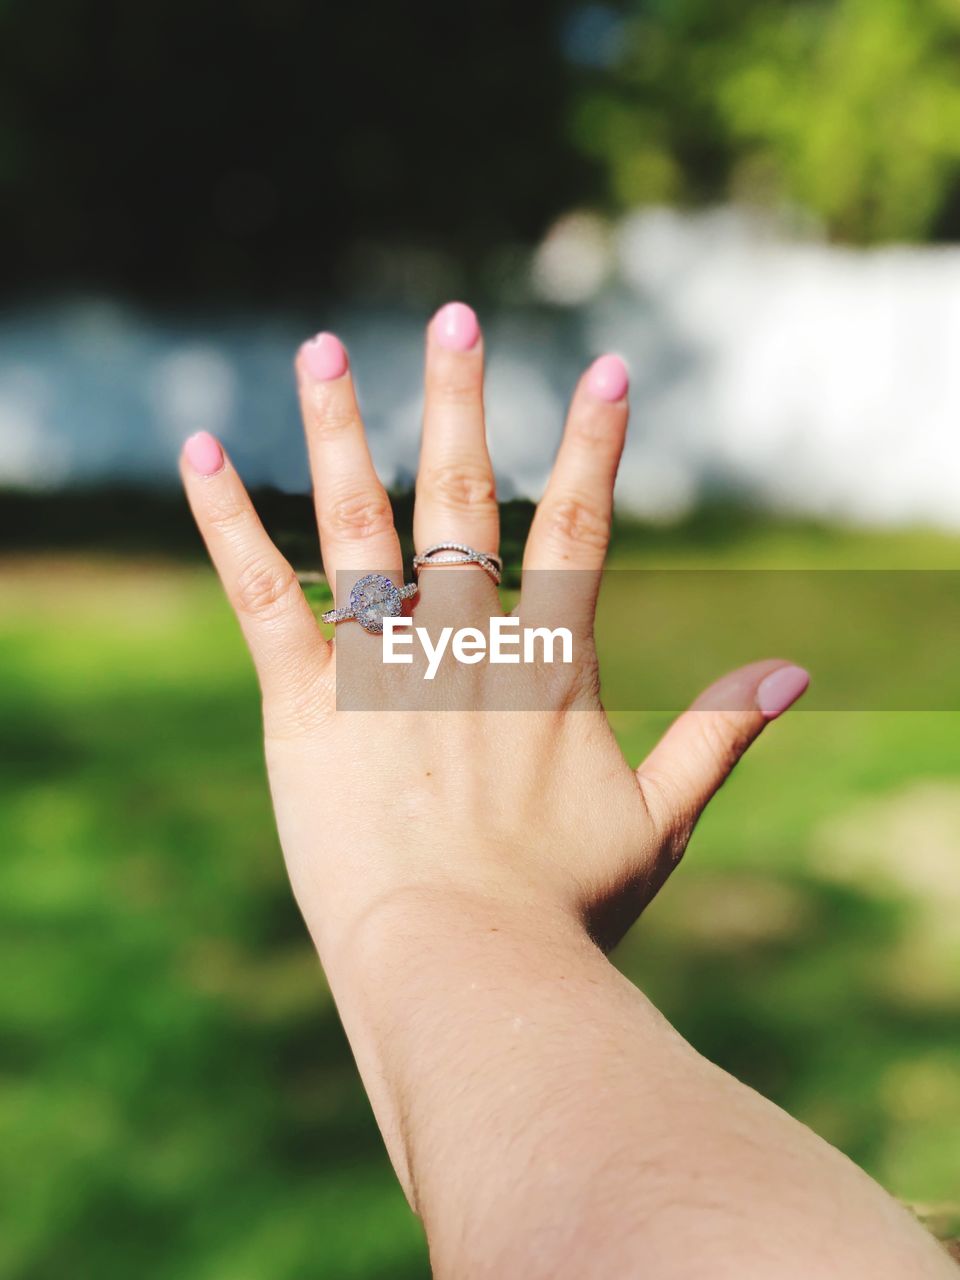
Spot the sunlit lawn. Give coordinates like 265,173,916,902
2,517,960,1276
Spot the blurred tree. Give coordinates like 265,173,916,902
719,0,960,242
573,0,960,243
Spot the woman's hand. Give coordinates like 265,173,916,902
181,303,805,959
179,305,952,1279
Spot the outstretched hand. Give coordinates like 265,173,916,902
181,302,807,960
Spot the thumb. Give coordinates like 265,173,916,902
637,659,809,853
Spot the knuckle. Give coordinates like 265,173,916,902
206,494,250,539
430,374,481,407
541,493,610,552
569,406,618,447
695,712,747,777
233,557,300,621
423,461,496,513
324,489,395,540
308,402,360,441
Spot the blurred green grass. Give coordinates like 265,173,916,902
2,517,959,1277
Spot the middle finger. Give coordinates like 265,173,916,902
414,302,500,576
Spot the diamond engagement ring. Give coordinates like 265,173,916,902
413,542,503,584
321,573,418,634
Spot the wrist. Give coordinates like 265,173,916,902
307,876,597,1204
319,873,590,997
293,846,588,976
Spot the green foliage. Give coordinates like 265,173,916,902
578,0,960,242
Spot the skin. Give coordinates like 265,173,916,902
180,309,955,1279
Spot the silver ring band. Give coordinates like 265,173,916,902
413,542,502,584
322,583,417,623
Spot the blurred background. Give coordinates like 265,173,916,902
2,0,960,1275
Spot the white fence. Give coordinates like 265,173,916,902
3,208,960,527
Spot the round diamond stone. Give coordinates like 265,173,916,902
349,574,403,634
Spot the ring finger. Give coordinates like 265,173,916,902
296,332,403,606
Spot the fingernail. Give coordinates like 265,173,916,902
432,301,480,352
586,354,629,402
301,332,349,381
757,665,810,719
183,431,224,476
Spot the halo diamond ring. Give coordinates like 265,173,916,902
321,573,418,635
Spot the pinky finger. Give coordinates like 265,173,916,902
180,432,331,708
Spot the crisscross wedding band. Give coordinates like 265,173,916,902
413,542,502,584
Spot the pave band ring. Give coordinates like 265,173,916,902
413,542,503,584
321,573,418,634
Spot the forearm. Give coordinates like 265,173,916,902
320,887,953,1280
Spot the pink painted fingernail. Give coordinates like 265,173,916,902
432,301,480,352
757,665,810,719
586,354,629,402
183,431,224,476
300,332,349,381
